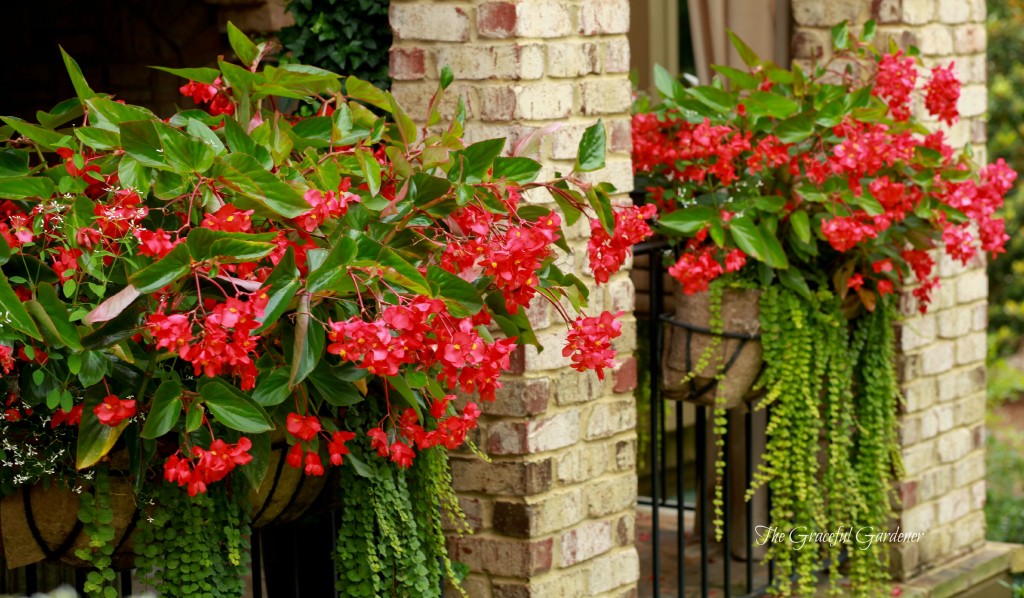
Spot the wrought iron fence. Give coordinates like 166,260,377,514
634,237,773,598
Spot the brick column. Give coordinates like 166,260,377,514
790,0,989,581
389,2,639,596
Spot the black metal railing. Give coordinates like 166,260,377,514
634,237,773,598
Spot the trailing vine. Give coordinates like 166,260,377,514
134,482,250,598
75,466,117,598
749,286,902,596
333,406,467,597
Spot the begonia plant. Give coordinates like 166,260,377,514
0,24,647,597
633,22,1015,597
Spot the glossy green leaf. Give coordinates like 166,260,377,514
345,76,390,111
492,157,542,183
306,236,358,294
130,243,193,293
355,146,381,197
85,98,156,127
75,127,120,151
60,47,95,102
774,114,815,143
0,176,54,200
141,380,182,439
29,282,82,350
227,22,260,66
711,65,759,90
744,91,799,119
685,87,736,113
658,206,716,236
287,304,324,388
790,210,812,244
728,216,767,262
727,31,761,67
427,266,483,317
151,66,221,84
251,368,293,406
451,138,505,183
213,153,310,218
200,378,273,433
0,271,42,340
186,228,277,263
76,395,128,469
575,121,606,173
1,117,70,151
758,221,789,269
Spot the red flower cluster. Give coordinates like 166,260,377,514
588,204,657,283
563,311,623,379
179,78,235,117
297,179,359,232
632,114,751,186
667,234,747,295
94,395,136,427
364,400,481,469
164,437,253,496
924,63,961,126
872,51,918,121
148,295,266,390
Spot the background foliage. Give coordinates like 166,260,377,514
988,0,1024,359
279,0,392,89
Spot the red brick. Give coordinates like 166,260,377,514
389,48,426,81
479,2,517,38
509,345,526,374
449,535,553,577
613,356,637,393
901,480,919,509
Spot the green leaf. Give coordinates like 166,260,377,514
186,228,277,263
75,127,120,151
684,87,736,113
141,380,182,439
727,31,761,67
657,206,715,236
355,146,382,197
120,120,216,174
345,76,390,111
861,19,877,42
84,98,156,127
28,282,82,350
758,221,789,269
831,21,850,50
227,22,260,66
440,65,455,90
185,404,204,433
200,378,273,433
408,172,453,206
60,47,95,102
0,176,54,200
778,267,812,300
774,114,815,143
0,149,30,177
186,119,226,155
711,65,759,90
76,395,128,469
0,271,42,340
575,121,606,173
151,66,221,84
242,432,271,491
790,210,811,244
77,351,109,388
306,236,358,294
287,305,324,388
753,196,787,212
213,153,310,218
727,216,767,262
355,237,430,295
308,368,364,407
387,93,418,148
118,156,153,192
427,266,483,317
492,156,542,183
130,243,193,293
251,368,293,406
451,138,505,183
744,92,799,119
585,186,615,235
0,117,70,151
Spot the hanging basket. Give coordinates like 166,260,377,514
0,479,139,570
249,439,330,528
661,286,764,408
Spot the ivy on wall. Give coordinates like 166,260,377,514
279,0,392,89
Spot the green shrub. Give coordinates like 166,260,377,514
279,0,391,90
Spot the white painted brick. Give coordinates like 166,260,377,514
937,428,972,463
903,0,936,24
547,42,599,78
586,549,640,594
516,2,574,38
602,38,631,73
580,78,633,115
561,520,614,566
939,0,971,23
390,4,470,41
514,81,575,120
937,306,971,338
579,0,631,35
955,331,986,365
958,85,987,118
937,487,971,524
921,341,955,375
917,24,955,56
902,315,936,350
